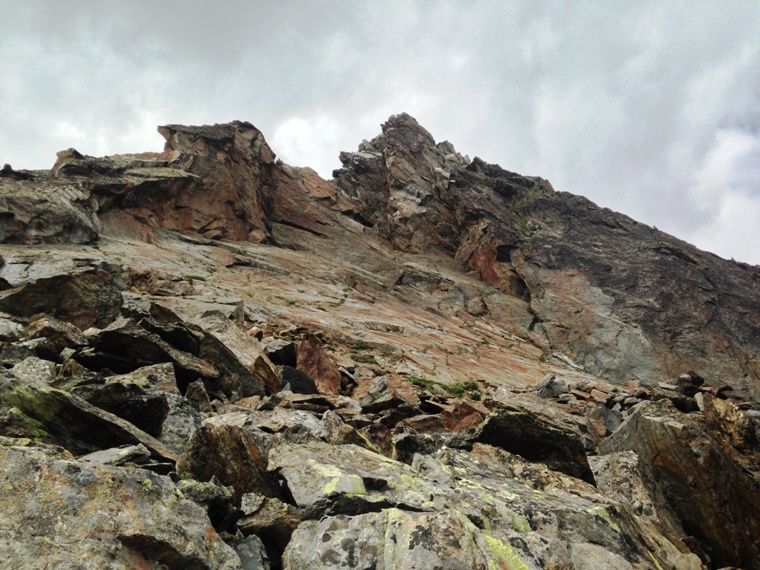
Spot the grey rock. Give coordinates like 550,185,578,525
282,508,541,570
10,356,57,384
79,443,151,466
235,534,271,570
0,268,122,330
159,393,202,454
0,445,241,569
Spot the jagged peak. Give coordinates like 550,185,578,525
379,113,437,152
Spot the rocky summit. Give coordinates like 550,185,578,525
0,113,759,570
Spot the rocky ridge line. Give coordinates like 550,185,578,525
0,115,759,569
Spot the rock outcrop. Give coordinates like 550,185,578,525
0,113,758,569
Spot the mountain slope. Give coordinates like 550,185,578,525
1,114,759,569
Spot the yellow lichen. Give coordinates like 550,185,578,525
484,535,532,570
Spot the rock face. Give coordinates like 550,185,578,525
0,113,759,568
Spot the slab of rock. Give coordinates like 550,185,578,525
296,335,342,395
0,445,241,569
268,441,432,517
196,311,279,396
25,313,88,352
78,317,221,393
73,380,169,437
475,402,595,484
159,393,202,454
0,378,177,462
238,495,305,565
0,268,122,329
282,508,538,570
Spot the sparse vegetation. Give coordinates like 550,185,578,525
408,375,482,399
354,354,378,365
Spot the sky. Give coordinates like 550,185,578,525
1,1,759,265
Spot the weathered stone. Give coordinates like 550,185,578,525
9,355,58,384
268,441,432,518
0,445,241,569
159,393,202,454
0,337,59,365
264,339,298,366
475,402,595,484
238,495,305,565
25,313,88,352
79,443,152,466
196,311,278,396
283,508,538,570
248,406,326,442
279,364,318,394
176,423,278,505
0,268,122,329
186,378,213,412
234,534,271,570
176,476,241,533
0,378,177,462
600,400,760,568
73,380,169,436
77,317,221,394
536,373,569,398
296,335,342,395
0,175,100,244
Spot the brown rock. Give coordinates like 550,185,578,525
176,424,279,506
296,334,341,395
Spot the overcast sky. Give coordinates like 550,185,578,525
2,1,759,264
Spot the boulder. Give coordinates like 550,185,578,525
72,380,169,437
296,335,342,395
0,445,241,569
600,400,760,568
282,508,538,570
0,268,122,329
0,378,177,462
268,441,432,518
25,314,88,352
176,424,279,506
196,311,279,396
77,317,221,393
475,401,595,484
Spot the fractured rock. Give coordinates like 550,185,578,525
0,268,122,329
176,423,279,506
600,400,760,568
0,445,240,569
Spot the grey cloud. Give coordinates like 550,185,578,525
1,1,758,263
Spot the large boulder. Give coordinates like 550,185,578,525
600,400,760,568
295,335,342,395
283,508,540,570
176,424,279,506
475,395,595,484
0,445,241,569
0,268,122,329
0,378,177,463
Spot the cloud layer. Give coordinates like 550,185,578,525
2,1,759,263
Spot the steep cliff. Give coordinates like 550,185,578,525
0,115,758,569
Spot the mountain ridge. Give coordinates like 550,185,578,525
1,113,759,569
